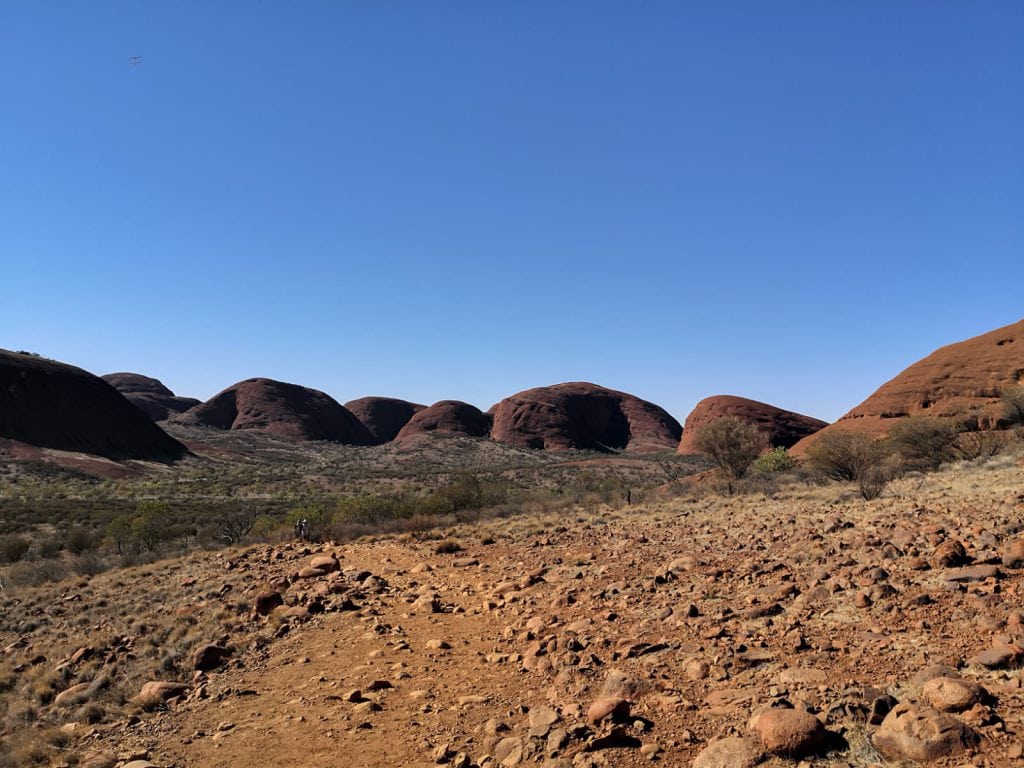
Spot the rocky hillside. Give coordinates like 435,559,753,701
489,382,682,453
795,318,1024,452
344,396,425,445
175,378,373,444
677,395,827,455
0,350,186,461
102,372,200,422
395,400,492,444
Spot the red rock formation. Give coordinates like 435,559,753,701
677,396,827,455
344,397,425,445
102,372,200,421
794,318,1024,452
394,400,491,444
0,350,186,461
489,382,682,453
176,378,372,444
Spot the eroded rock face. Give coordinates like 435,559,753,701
102,372,200,422
394,401,491,444
677,395,827,455
489,382,682,453
795,318,1024,452
0,350,187,462
176,378,372,444
344,397,425,445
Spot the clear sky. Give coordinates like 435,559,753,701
2,2,1022,424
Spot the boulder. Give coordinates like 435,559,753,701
750,707,827,757
921,677,984,713
138,681,188,702
192,644,231,672
872,703,976,761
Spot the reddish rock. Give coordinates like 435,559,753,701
932,539,969,569
750,707,827,756
344,397,425,444
102,372,200,422
795,318,1024,452
175,378,373,444
489,382,681,453
692,737,763,768
1003,536,1024,568
138,681,188,702
922,677,985,713
394,400,491,444
192,644,231,671
678,395,826,455
586,696,630,725
872,703,977,761
0,350,186,462
53,682,91,706
254,590,284,616
309,555,340,573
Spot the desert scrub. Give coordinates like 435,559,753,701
749,447,797,477
694,417,766,479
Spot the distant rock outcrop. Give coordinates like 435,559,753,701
344,397,425,445
677,396,827,455
102,372,200,422
489,382,682,453
0,350,187,461
794,318,1024,452
176,378,373,444
394,400,491,444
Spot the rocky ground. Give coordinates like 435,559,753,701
3,454,1024,768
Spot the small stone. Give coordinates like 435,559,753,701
192,644,231,672
494,736,524,766
587,697,630,725
692,737,763,768
528,706,560,738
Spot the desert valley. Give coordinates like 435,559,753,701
1,318,1022,768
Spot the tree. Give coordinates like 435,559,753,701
694,417,766,480
218,504,257,545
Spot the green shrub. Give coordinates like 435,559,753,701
749,447,797,477
0,535,30,564
694,417,766,480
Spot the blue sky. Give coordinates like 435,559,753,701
2,2,1021,424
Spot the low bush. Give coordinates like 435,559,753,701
1002,385,1024,426
806,430,888,481
887,417,959,471
749,447,797,477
